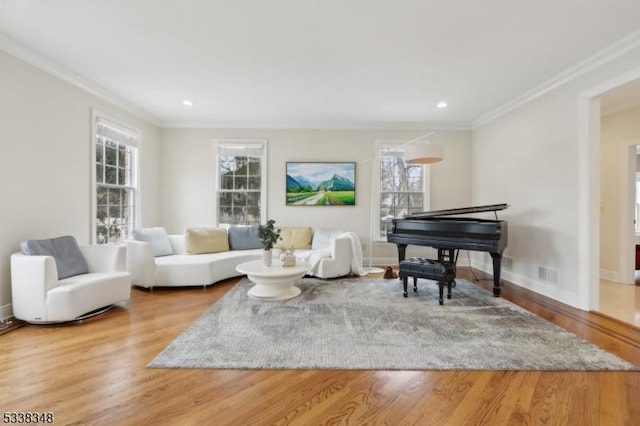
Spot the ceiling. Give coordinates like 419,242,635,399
1,0,640,128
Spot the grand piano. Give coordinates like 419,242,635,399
386,203,509,297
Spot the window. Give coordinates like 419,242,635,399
93,114,139,244
373,142,429,240
213,139,267,226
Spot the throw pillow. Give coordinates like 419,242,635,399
21,235,89,280
185,227,229,254
311,228,345,250
275,226,313,249
133,227,174,257
228,225,262,250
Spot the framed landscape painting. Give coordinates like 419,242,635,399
286,162,356,206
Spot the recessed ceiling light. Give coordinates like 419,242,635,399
182,99,193,106
437,101,447,108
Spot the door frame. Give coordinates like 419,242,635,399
580,67,640,310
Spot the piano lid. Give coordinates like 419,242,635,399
405,203,509,219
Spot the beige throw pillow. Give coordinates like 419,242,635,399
185,227,229,254
275,227,313,249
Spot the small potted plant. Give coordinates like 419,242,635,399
258,219,281,266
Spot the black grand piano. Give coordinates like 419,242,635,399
386,203,509,297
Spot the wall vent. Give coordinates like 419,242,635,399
538,266,548,281
538,266,558,284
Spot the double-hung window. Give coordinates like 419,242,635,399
93,114,139,244
374,142,429,240
213,139,267,226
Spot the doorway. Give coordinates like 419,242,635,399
633,157,640,284
593,80,640,327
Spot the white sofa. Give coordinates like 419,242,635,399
126,227,356,289
11,243,131,324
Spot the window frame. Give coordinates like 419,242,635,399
212,138,268,226
91,111,140,244
372,140,431,241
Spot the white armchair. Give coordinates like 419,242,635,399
11,244,131,323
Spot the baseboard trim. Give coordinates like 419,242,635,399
0,303,13,321
600,269,620,282
0,316,24,335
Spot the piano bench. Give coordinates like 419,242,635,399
399,258,456,305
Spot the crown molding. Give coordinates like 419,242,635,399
0,32,161,126
471,30,640,129
159,119,472,131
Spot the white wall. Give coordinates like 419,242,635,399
0,50,161,318
472,44,640,308
159,128,472,264
13,33,640,316
0,45,472,318
600,104,640,282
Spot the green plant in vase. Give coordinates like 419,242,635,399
258,219,281,266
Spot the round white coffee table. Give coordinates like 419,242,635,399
236,260,310,300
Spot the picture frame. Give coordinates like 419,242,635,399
286,162,356,206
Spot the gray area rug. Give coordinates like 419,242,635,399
148,277,639,370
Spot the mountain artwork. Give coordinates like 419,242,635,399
286,162,356,206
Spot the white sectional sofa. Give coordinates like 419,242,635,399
126,226,358,289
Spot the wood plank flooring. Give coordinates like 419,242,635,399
599,279,640,327
1,269,639,425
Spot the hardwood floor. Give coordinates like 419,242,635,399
1,270,639,425
599,279,640,327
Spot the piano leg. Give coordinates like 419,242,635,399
490,252,503,297
397,244,407,263
397,244,407,281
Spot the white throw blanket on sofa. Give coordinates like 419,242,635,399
299,231,368,277
338,231,367,276
302,248,331,276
